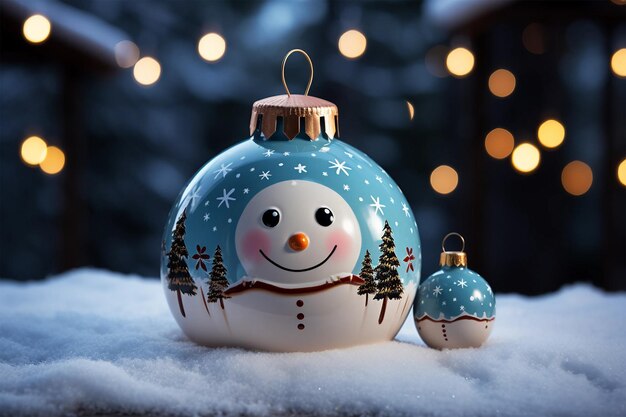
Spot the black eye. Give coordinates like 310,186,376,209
262,209,280,227
315,207,334,227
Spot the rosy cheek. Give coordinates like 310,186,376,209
241,229,272,263
326,230,353,260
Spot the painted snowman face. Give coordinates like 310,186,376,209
235,180,361,285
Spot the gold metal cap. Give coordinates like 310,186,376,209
439,232,468,267
249,49,339,141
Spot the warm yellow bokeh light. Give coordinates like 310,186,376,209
485,128,515,159
133,57,161,86
20,136,48,166
39,146,65,175
488,69,516,97
407,101,414,120
561,161,593,196
511,143,541,173
446,47,474,77
430,165,459,195
115,40,140,68
198,33,226,62
618,158,626,187
538,119,565,149
338,29,367,59
610,48,626,77
23,14,51,44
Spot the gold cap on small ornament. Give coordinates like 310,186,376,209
250,49,339,141
439,232,468,267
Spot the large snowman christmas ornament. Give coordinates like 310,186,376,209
414,233,495,349
160,50,421,352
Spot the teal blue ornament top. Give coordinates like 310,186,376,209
159,49,421,352
415,233,495,321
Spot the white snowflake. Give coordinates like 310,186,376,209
216,188,236,208
343,184,350,191
357,164,362,169
294,163,307,173
358,197,364,202
344,151,353,158
203,213,210,222
442,301,447,306
402,202,411,217
259,171,271,180
320,147,330,153
456,279,468,288
283,152,290,156
243,188,250,194
433,286,442,296
212,226,217,232
460,305,465,311
369,196,386,216
322,171,328,176
184,185,202,209
364,179,370,185
375,175,383,183
213,162,233,179
263,150,274,157
329,159,352,176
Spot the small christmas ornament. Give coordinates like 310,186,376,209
160,50,421,352
414,233,495,349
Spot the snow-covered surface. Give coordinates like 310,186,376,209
1,269,625,417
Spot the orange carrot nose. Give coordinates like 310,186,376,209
288,233,309,251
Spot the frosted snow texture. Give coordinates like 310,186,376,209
1,269,625,417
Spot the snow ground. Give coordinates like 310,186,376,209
0,269,625,417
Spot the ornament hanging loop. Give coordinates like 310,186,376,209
281,49,314,97
442,232,465,253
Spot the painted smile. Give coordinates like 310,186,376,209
259,245,338,272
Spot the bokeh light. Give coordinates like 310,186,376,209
446,47,474,77
20,136,48,166
537,119,565,149
133,57,161,86
488,69,516,97
198,33,226,62
338,30,367,59
511,143,541,173
39,146,65,175
430,165,459,195
618,158,626,187
23,14,51,44
485,128,515,159
610,48,626,77
522,23,545,55
407,101,414,120
114,40,140,68
561,161,593,196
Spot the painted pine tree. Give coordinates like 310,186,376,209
373,220,403,324
357,250,376,306
207,245,231,309
166,209,198,318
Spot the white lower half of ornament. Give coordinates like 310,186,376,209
163,278,416,352
415,316,494,349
